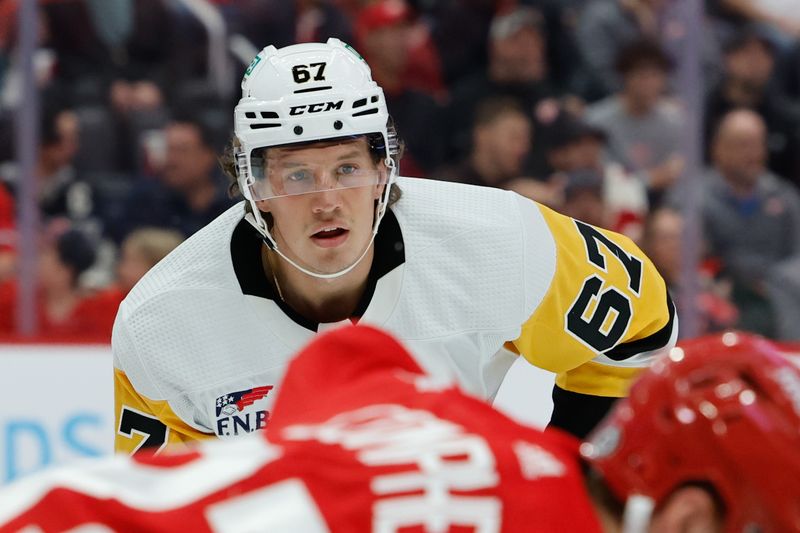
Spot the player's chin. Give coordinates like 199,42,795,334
312,247,366,274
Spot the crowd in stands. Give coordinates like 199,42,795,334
1,0,799,341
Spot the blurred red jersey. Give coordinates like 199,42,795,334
0,326,602,532
0,184,14,252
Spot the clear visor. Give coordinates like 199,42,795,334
248,144,386,200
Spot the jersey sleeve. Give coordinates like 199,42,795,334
513,204,677,399
113,316,213,455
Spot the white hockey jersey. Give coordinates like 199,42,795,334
113,177,676,453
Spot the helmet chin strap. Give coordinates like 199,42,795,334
245,158,396,281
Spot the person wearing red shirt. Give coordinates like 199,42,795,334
0,183,12,239
0,227,108,341
0,183,15,282
77,227,186,341
353,0,447,175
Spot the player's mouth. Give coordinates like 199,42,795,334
310,226,349,248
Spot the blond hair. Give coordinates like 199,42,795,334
123,228,184,268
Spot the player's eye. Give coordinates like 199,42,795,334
337,164,358,175
284,169,312,183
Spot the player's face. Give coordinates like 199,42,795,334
255,138,386,275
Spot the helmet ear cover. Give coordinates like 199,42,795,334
583,333,800,533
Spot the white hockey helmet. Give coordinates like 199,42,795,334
233,38,399,279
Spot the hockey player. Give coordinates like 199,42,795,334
3,326,797,532
112,39,676,454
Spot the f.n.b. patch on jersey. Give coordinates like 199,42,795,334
215,386,273,437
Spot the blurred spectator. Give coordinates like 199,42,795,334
705,28,800,189
557,169,606,228
586,39,684,207
778,39,800,104
236,0,353,51
642,206,738,337
434,96,531,189
116,227,184,295
35,106,89,220
0,104,98,226
0,2,55,110
444,6,555,164
32,0,176,174
709,0,800,50
39,0,173,101
0,181,13,281
355,0,445,99
487,6,549,85
79,227,185,331
0,226,111,340
642,207,682,289
109,80,164,117
574,0,667,100
702,109,800,339
4,0,799,343
107,114,234,242
355,0,446,175
0,0,14,53
536,109,648,239
535,0,588,94
427,0,497,85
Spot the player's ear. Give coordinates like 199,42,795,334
255,199,272,213
374,163,388,200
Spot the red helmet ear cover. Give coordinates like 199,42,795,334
583,332,800,532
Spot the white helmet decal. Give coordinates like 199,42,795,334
233,39,398,280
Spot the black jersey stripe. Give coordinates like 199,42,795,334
603,289,676,361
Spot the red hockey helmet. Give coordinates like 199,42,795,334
582,332,800,532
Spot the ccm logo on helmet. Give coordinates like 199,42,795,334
290,100,344,116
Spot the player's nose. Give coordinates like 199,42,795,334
310,188,343,213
